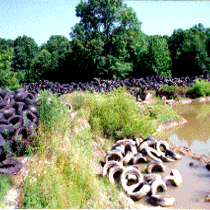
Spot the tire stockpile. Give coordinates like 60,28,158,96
0,87,38,175
23,74,210,97
103,137,183,207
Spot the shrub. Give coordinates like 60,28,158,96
191,79,210,98
158,84,190,99
81,87,156,139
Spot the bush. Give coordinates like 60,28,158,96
191,79,210,98
157,84,190,99
81,87,156,139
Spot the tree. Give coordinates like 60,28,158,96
168,28,210,77
0,47,20,90
140,35,172,77
69,0,143,80
12,35,39,82
25,49,52,82
0,38,14,52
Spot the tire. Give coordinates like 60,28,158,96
170,169,182,184
133,137,143,147
155,140,170,156
8,115,24,130
22,110,38,124
1,107,16,119
0,146,6,162
124,141,137,155
133,153,147,164
166,149,182,160
144,174,162,185
161,155,174,162
0,124,14,136
0,134,5,147
24,92,37,105
127,182,151,201
122,151,133,165
105,149,123,163
13,102,25,116
138,142,148,153
0,98,7,109
143,137,157,148
14,91,28,102
103,160,123,177
144,147,162,163
163,175,181,187
0,158,23,175
111,144,125,156
121,166,144,193
146,161,165,174
23,104,38,115
14,125,34,144
149,195,175,207
150,179,167,195
108,164,125,184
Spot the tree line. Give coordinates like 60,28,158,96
1,0,210,89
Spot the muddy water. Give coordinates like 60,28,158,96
133,101,210,209
155,101,210,156
134,156,210,209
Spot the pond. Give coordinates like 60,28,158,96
134,101,210,209
155,101,210,156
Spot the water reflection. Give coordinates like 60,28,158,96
154,101,210,156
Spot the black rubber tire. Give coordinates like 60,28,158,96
14,91,28,102
0,158,23,175
0,118,10,125
149,195,175,207
23,104,38,115
14,125,35,143
0,88,6,98
128,182,151,201
0,133,5,147
0,97,7,109
0,124,15,135
22,110,38,124
0,146,6,162
8,115,24,130
24,93,37,105
103,160,123,177
105,149,123,163
13,102,25,116
1,107,16,119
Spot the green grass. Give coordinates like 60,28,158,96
0,175,13,208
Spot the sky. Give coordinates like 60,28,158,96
0,0,209,46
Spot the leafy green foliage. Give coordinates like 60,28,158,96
191,79,210,97
0,47,21,90
69,0,143,80
168,26,210,77
143,35,172,77
25,49,52,82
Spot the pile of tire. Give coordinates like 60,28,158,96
0,87,38,175
22,73,210,98
103,137,182,207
